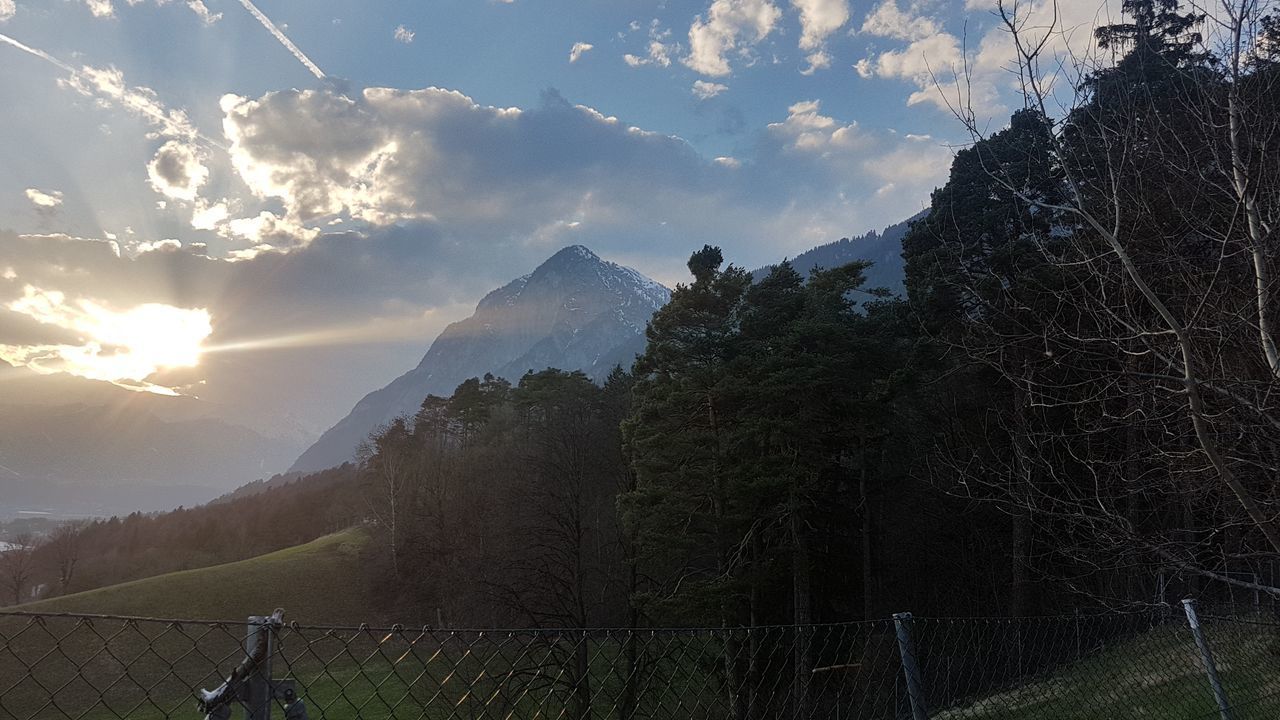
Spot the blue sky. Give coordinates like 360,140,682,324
0,0,1120,433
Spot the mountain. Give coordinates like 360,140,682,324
290,245,670,473
0,401,305,518
751,213,921,292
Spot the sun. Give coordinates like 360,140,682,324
0,285,213,395
86,300,212,371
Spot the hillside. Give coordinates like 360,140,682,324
290,245,670,473
751,213,921,294
24,528,375,624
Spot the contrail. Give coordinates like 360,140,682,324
0,32,75,73
0,31,225,150
235,0,326,79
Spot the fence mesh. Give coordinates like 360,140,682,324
1,603,1276,719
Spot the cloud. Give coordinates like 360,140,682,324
0,0,14,23
190,201,228,231
800,49,831,75
569,41,593,63
394,24,415,44
767,99,864,152
213,84,950,271
223,211,320,248
623,20,675,68
84,0,114,18
692,80,728,99
794,0,848,48
60,64,208,144
860,0,938,41
684,0,781,76
132,238,183,254
185,1,221,24
855,0,1118,116
25,188,64,212
792,0,848,72
146,140,209,201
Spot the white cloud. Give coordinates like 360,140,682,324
795,0,848,48
207,84,950,276
569,41,593,63
60,64,202,142
692,79,728,99
190,201,229,231
186,0,221,24
768,99,866,152
223,210,320,248
788,0,849,74
146,140,208,202
0,0,15,23
623,21,675,68
132,238,182,254
394,24,415,44
792,0,848,72
801,49,831,75
84,0,114,18
24,188,64,210
860,0,938,41
856,0,1117,117
684,0,781,76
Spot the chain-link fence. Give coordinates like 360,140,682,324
2,601,1276,719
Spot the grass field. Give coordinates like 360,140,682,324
6,544,1279,720
20,528,374,624
933,615,1280,720
1,529,384,720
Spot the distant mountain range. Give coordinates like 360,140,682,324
751,214,919,293
0,400,303,518
289,245,671,473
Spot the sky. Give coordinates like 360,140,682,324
0,0,1124,438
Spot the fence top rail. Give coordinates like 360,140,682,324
2,602,1273,633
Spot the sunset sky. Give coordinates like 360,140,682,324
0,0,1120,435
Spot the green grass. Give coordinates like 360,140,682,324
933,618,1280,720
21,528,374,624
1,529,382,720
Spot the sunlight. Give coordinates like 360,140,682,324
0,285,212,395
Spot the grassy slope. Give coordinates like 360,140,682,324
23,527,373,624
934,618,1280,720
2,529,381,720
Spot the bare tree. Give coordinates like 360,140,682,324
0,534,38,605
360,418,417,578
920,0,1280,603
46,520,86,595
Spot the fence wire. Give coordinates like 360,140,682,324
1,603,1276,719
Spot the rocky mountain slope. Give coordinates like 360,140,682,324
290,245,670,473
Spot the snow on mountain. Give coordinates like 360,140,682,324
290,245,671,473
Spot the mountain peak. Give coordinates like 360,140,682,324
289,245,669,473
541,244,602,267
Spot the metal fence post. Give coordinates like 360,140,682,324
1181,599,1234,720
246,615,274,720
893,612,929,720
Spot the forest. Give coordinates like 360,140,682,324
4,0,1279,633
